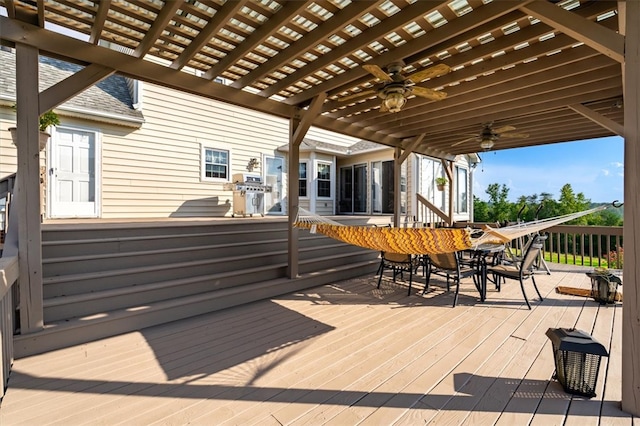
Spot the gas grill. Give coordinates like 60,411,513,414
227,173,271,217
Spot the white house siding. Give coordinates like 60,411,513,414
99,83,292,218
0,114,17,178
2,85,476,220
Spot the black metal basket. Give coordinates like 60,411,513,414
546,328,608,397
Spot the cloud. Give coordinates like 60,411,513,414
601,169,610,176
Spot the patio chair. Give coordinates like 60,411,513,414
486,234,548,309
423,251,479,307
377,252,421,295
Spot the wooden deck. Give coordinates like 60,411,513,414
0,264,633,425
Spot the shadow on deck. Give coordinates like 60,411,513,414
1,264,632,425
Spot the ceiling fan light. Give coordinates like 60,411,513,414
384,92,406,113
480,138,494,150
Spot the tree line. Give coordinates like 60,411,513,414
473,183,623,226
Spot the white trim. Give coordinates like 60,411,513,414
315,159,333,200
309,152,316,212
263,154,285,216
200,143,232,183
454,165,469,215
298,160,310,200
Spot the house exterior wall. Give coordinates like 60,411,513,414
336,149,474,222
1,83,358,219
2,82,476,220
100,83,291,218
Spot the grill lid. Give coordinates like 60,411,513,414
233,173,262,184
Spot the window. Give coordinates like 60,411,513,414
455,166,468,213
317,162,331,198
202,147,229,181
299,162,308,197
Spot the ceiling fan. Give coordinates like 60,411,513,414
452,123,529,150
339,61,450,113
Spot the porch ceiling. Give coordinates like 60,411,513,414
0,0,625,159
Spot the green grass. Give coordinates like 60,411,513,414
543,252,607,267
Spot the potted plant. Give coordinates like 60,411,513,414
435,176,448,191
9,106,60,151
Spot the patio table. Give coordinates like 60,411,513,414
465,243,505,302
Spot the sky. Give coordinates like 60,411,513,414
472,136,624,204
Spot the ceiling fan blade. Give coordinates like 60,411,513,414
451,136,478,147
500,132,529,139
339,89,376,102
493,125,516,134
412,86,447,101
363,64,391,81
407,63,451,83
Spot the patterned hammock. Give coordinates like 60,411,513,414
471,205,608,246
294,209,472,255
294,205,608,255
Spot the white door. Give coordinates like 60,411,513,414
49,127,99,218
264,155,284,215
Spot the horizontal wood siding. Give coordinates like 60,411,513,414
100,83,291,218
315,201,334,215
0,115,18,179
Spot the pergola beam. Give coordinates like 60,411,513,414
39,64,115,114
393,75,621,138
89,0,111,45
170,0,249,71
521,1,624,63
286,0,532,106
259,0,444,98
568,103,624,136
204,1,308,81
398,133,426,164
360,51,614,130
133,0,183,57
232,1,381,89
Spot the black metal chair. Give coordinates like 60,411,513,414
486,234,548,309
377,252,421,295
423,251,479,307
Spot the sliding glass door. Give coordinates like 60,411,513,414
338,164,367,214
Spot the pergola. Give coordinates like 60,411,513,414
0,0,638,415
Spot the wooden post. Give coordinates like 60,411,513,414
287,113,301,279
621,0,640,416
393,147,401,227
286,93,326,279
15,43,44,333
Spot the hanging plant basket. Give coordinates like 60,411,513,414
8,127,50,151
437,184,445,191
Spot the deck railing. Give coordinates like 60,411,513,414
0,255,18,399
544,224,623,268
457,222,624,269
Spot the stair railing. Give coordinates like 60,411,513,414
0,173,17,240
416,193,451,228
0,174,19,398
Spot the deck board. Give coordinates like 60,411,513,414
1,264,635,425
